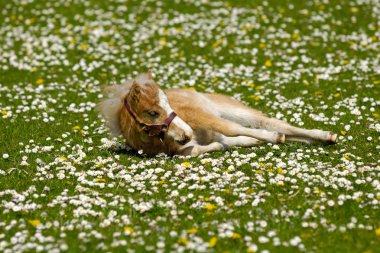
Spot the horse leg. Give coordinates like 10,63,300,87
206,94,336,144
178,135,261,156
219,135,262,147
248,114,336,144
178,140,224,156
191,111,285,143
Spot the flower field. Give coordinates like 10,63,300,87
0,0,379,252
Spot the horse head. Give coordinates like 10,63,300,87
124,72,193,145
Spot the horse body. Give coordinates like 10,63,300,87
97,73,337,156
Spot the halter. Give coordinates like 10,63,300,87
124,99,177,138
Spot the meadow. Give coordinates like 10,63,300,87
0,0,379,252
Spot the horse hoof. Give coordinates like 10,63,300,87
276,133,285,144
328,132,337,143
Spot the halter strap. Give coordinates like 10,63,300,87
124,99,177,137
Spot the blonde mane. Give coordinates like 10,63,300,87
97,73,153,136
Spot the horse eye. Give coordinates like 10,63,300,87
148,111,159,117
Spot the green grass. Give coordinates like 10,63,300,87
0,0,379,252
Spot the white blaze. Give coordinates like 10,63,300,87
158,90,193,135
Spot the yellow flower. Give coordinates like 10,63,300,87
181,162,191,168
334,93,341,98
204,203,217,211
248,95,261,101
72,125,81,131
350,7,359,13
375,228,380,237
28,219,41,227
35,78,44,85
246,188,254,194
186,227,198,234
59,156,67,162
178,237,188,245
81,43,88,50
264,60,272,67
159,37,167,47
340,130,347,136
212,39,224,48
1,110,8,116
209,236,217,247
343,155,351,160
276,181,284,186
231,232,241,239
124,226,134,235
292,33,300,40
95,178,105,183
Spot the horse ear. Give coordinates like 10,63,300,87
129,80,141,101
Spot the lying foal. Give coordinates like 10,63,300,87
97,73,337,156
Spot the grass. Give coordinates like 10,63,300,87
0,0,379,252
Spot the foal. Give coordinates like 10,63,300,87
97,73,337,156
